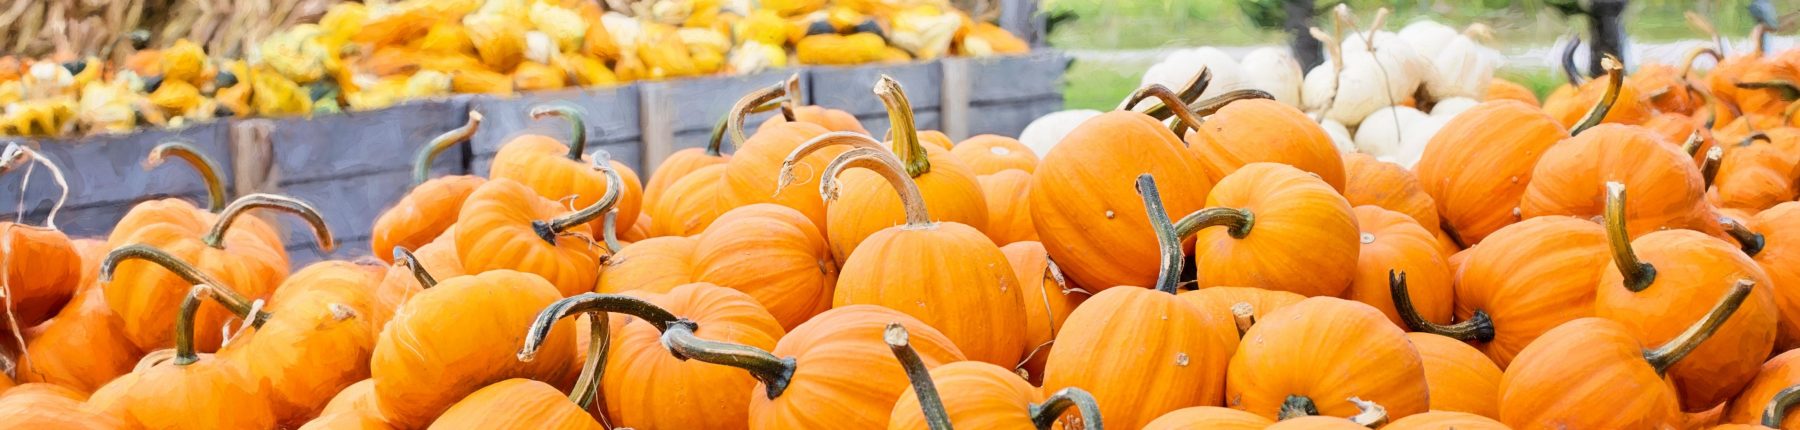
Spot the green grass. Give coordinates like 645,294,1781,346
1063,59,1153,111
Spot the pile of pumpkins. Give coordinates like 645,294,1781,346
6,16,1800,427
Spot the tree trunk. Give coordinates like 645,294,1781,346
1588,0,1628,76
1286,0,1323,70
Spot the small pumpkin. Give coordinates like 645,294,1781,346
1485,77,1539,106
647,163,732,237
595,236,698,295
689,203,837,330
428,378,601,430
1001,241,1090,385
219,261,385,425
1185,96,1346,193
369,243,465,330
885,322,1102,430
95,283,280,429
1226,295,1429,421
1711,132,1800,210
112,141,284,255
14,241,137,394
1542,56,1651,129
950,134,1038,175
1342,153,1442,243
1385,411,1509,430
1736,202,1800,350
1186,162,1359,296
0,381,124,429
642,81,789,235
0,144,79,327
1522,124,1716,239
1722,349,1800,428
1142,406,1273,430
977,169,1037,245
1416,215,1609,368
487,105,644,240
456,154,622,296
1177,286,1304,337
1259,398,1390,429
370,112,486,262
1345,206,1452,325
1414,100,1569,246
1406,332,1502,417
756,76,867,135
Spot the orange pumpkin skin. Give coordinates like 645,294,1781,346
108,198,284,260
1030,111,1213,291
950,134,1038,175
1194,163,1359,297
1263,416,1374,429
223,261,385,425
1408,332,1503,417
1000,241,1089,385
1543,71,1654,129
916,130,957,151
691,204,837,330
16,239,140,393
371,234,466,330
1042,287,1237,429
104,224,288,352
1385,411,1510,430
1597,230,1777,411
120,357,279,429
1713,140,1800,210
1,222,80,326
1643,113,1711,161
719,121,838,233
747,305,967,429
1343,153,1441,236
977,169,1037,245
488,135,644,239
759,105,868,135
1628,63,1706,115
1455,216,1609,367
646,163,730,237
1486,78,1540,106
643,148,729,216
604,284,784,429
1186,98,1346,192
1178,286,1304,323
1723,349,1800,428
1523,124,1715,237
428,379,601,430
1141,406,1273,430
1497,318,1684,429
833,220,1024,366
823,149,989,262
1686,403,1726,429
318,379,385,420
886,361,1040,429
370,175,485,263
0,383,124,429
453,178,601,296
1227,297,1429,421
1346,206,1453,326
299,411,395,430
596,236,698,295
1753,203,1800,350
1416,101,1569,245
370,270,578,429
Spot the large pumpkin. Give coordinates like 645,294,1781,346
370,112,486,262
1187,162,1359,297
1344,206,1452,326
885,323,1102,430
1414,101,1569,246
487,105,644,240
1001,241,1090,385
1226,296,1429,421
1424,216,1609,368
1406,332,1502,417
1185,97,1346,192
455,156,622,296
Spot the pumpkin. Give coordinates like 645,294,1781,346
112,141,284,254
0,144,78,328
642,81,789,231
0,382,123,429
814,144,1023,365
1041,174,1238,429
1407,332,1502,417
1415,99,1572,246
1542,56,1650,129
98,283,279,429
369,243,464,330
101,193,332,352
1523,124,1717,239
1226,295,1428,421
1735,203,1800,350
1595,182,1777,412
885,322,1102,430
311,379,386,426
218,261,384,425
1259,398,1390,429
689,203,837,330
1629,61,1706,116
780,76,988,261
487,105,644,240
580,284,785,428
1001,241,1090,385
647,163,733,237
428,378,601,430
753,74,866,135
1186,97,1346,193
370,112,486,263
14,240,140,393
1723,350,1800,428
369,270,578,429
1499,281,1753,428
1711,132,1800,210
977,169,1037,245
718,106,837,233
595,236,698,295
1423,215,1609,368
1186,162,1359,296
1142,406,1273,430
1030,84,1214,291
950,134,1037,175
456,153,624,296
1342,153,1442,241
1385,411,1509,430
1485,77,1539,106
1345,206,1452,325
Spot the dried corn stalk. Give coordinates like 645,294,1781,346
0,0,341,62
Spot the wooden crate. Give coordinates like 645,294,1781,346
806,61,945,139
942,52,1069,140
1,120,231,238
638,70,804,175
468,85,643,174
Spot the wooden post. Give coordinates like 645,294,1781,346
940,58,973,141
639,84,677,175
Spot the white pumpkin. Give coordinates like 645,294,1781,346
1239,47,1304,108
1019,109,1103,157
1424,26,1501,100
1353,106,1428,160
1430,97,1480,117
1140,47,1247,101
1395,115,1451,168
1397,20,1458,59
1320,118,1356,153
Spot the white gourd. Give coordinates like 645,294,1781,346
1019,109,1103,157
1239,47,1304,108
1320,118,1356,153
1353,106,1427,160
1430,97,1480,118
1141,47,1247,100
1425,26,1501,100
1397,21,1458,59
1395,115,1452,168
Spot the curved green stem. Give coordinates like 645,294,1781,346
1390,270,1495,342
724,82,790,154
1171,89,1275,138
1741,131,1774,148
1173,207,1254,240
1,143,69,230
875,75,931,178
1030,388,1102,430
887,323,952,430
535,151,625,242
1348,397,1388,428
662,319,797,400
173,284,214,366
1763,385,1800,427
146,141,227,212
391,246,437,289
1721,217,1766,258
707,99,789,156
100,244,270,328
1279,394,1319,420
530,104,587,160
1141,67,1212,120
1701,146,1723,189
818,145,933,227
1571,55,1624,136
1735,80,1800,102
1604,182,1656,292
1120,84,1206,143
1645,279,1753,374
601,209,623,253
413,111,482,185
775,131,887,193
518,293,680,408
1679,46,1722,80
1135,174,1184,295
203,194,335,252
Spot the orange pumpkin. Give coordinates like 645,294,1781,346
885,322,1101,430
1001,241,1090,385
588,284,785,428
1542,56,1652,129
487,105,644,240
1523,124,1717,238
1142,406,1273,430
642,82,790,235
1628,61,1706,116
429,378,601,430
977,169,1037,245
97,284,279,429
456,155,624,296
950,134,1038,175
1485,77,1539,106
219,261,384,425
689,203,837,330
1429,216,1609,368
756,75,868,135
1407,332,1502,417
1595,182,1777,412
1499,282,1753,428
1030,84,1213,291
1259,399,1390,429
0,382,124,429
818,144,1023,365
370,112,486,262
310,378,389,427
646,163,732,237
1711,132,1800,210
1185,97,1346,192
1345,206,1452,326
595,236,698,295
369,270,578,428
369,243,464,330
15,240,140,393
1741,202,1800,350
1226,296,1428,421
1385,411,1509,430
1723,349,1800,428
1041,174,1237,429
120,140,281,248
0,144,79,328
1178,286,1304,337
1186,162,1359,296
1415,100,1569,246
1342,153,1441,241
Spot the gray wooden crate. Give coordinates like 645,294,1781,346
807,61,944,137
469,85,643,174
639,70,805,174
264,98,473,183
2,121,231,237
942,52,1069,140
274,169,415,261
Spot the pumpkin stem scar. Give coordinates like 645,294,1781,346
203,193,335,253
1140,67,1211,121
886,323,953,430
1119,84,1207,144
540,151,625,242
662,317,797,400
1172,207,1254,240
719,81,791,156
1390,270,1494,342
1604,182,1657,292
1763,384,1800,427
1135,174,1186,295
412,112,482,186
1571,55,1624,136
875,75,932,178
146,140,229,212
1720,217,1766,257
1278,394,1319,420
391,247,437,289
529,104,588,161
1645,279,1752,374
1030,387,1104,430
101,244,271,328
1700,146,1723,188
817,144,935,227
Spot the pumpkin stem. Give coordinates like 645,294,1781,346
519,293,679,408
145,140,227,212
173,284,228,366
1141,67,1212,121
662,318,797,400
202,193,335,252
1680,131,1705,157
1734,80,1800,102
1604,182,1657,292
1720,217,1766,257
1231,302,1255,337
1701,146,1723,189
100,244,271,328
722,82,792,155
1347,397,1388,428
1390,270,1495,342
886,323,953,430
0,143,69,230
600,209,623,253
1570,55,1624,136
529,104,588,160
1645,279,1753,374
776,131,886,193
1136,174,1187,295
1030,387,1103,430
782,73,803,113
1560,36,1585,86
708,98,791,157
875,75,931,178
1278,394,1319,420
391,246,437,289
1762,384,1800,427
1172,207,1255,240
1120,84,1206,143
817,144,934,227
1679,46,1723,80
1752,24,1769,57
537,150,625,241
412,111,482,185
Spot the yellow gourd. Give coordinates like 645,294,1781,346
739,10,789,46
561,54,620,87
638,23,701,79
763,0,827,17
796,33,887,65
161,39,208,87
451,69,515,95
530,2,588,52
513,61,568,91
148,80,204,116
464,13,528,72
419,23,478,56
